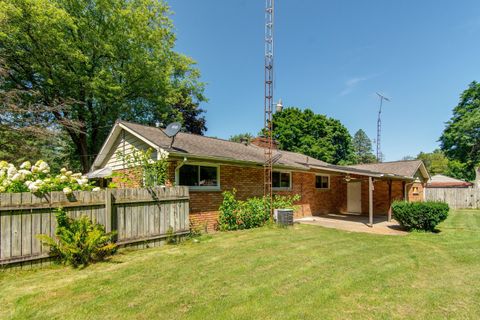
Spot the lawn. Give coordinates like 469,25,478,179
1,210,480,319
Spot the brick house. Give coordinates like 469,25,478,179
89,120,429,231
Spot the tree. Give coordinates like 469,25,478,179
271,107,355,164
0,0,206,172
439,81,480,181
352,129,376,164
229,133,254,143
416,149,449,176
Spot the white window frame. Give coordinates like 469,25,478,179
272,170,292,191
175,162,221,191
315,173,330,190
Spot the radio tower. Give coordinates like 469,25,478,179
375,92,391,162
264,0,274,214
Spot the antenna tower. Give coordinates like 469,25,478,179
264,0,274,212
376,92,391,162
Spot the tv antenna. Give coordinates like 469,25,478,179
264,0,275,216
164,122,181,148
375,92,391,162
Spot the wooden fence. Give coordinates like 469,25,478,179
0,186,189,266
425,187,480,209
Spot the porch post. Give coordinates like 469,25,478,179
368,176,373,227
387,180,392,222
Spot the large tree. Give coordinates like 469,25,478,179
271,107,355,164
352,129,376,164
416,149,449,176
0,0,206,172
439,81,480,181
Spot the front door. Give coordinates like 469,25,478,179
347,182,362,213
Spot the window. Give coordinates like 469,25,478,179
178,164,219,188
315,175,329,189
412,186,419,195
272,171,291,189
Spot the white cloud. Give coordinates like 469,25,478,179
340,74,380,96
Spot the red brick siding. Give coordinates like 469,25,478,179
113,161,422,232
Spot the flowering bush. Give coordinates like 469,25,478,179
0,160,95,195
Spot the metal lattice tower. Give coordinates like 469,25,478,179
264,0,274,210
376,92,390,162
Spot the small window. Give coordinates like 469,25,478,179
272,171,291,189
315,175,329,189
179,164,219,188
412,186,419,195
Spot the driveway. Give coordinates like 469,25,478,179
295,213,408,236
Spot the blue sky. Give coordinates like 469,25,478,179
168,0,480,161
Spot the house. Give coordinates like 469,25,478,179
89,120,430,231
426,174,473,188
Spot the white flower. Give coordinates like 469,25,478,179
92,187,101,192
65,171,73,176
158,149,169,160
11,173,24,182
2,179,11,187
0,186,5,193
20,161,31,170
63,187,73,195
25,180,33,187
147,159,155,164
31,165,38,173
28,183,40,193
36,160,50,174
72,173,82,178
0,161,8,169
7,166,17,178
59,175,68,182
0,170,5,178
76,178,89,186
18,169,31,176
60,168,67,174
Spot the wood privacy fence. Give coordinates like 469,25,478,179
425,187,480,209
0,186,189,266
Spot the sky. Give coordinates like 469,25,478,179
168,0,480,161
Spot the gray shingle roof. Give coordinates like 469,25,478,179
114,120,412,179
349,160,425,178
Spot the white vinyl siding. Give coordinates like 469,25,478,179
101,130,157,170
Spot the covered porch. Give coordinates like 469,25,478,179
308,165,415,228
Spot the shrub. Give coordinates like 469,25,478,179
392,201,449,232
218,189,300,231
0,160,95,194
38,208,117,268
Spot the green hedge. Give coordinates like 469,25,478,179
391,201,449,232
218,189,300,231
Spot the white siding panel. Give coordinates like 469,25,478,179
101,130,157,170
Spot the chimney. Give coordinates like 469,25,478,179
251,136,279,149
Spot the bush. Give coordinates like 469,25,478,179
38,208,117,268
218,189,300,231
392,201,449,232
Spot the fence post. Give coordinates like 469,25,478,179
105,189,112,232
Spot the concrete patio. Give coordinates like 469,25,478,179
295,213,408,235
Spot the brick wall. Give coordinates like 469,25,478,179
406,182,425,202
112,161,418,232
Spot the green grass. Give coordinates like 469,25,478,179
1,210,480,319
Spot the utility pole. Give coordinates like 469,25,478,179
376,92,390,162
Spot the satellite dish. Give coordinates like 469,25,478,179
165,122,181,137
164,122,182,148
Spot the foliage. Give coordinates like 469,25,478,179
37,208,116,268
0,160,96,194
270,107,355,164
229,133,254,143
439,81,480,181
415,149,472,181
392,201,449,232
0,0,206,172
115,148,170,187
352,129,377,164
416,149,449,176
218,189,300,231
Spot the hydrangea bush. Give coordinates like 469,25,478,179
0,160,98,195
